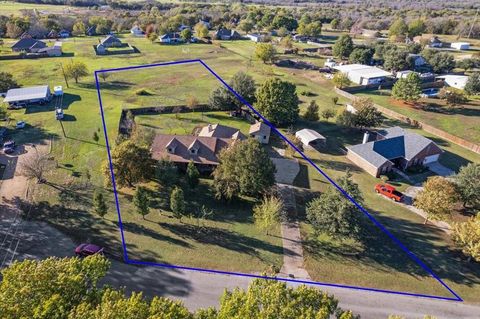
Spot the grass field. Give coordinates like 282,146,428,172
354,89,480,145
0,1,78,15
1,33,480,301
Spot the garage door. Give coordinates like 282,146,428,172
423,154,439,164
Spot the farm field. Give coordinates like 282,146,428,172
1,32,480,301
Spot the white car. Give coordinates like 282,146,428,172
16,121,26,129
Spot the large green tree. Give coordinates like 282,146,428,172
102,140,155,188
255,78,299,126
306,171,363,239
452,215,480,262
456,163,480,209
415,176,459,224
392,72,422,103
255,43,277,64
209,71,256,110
465,72,480,95
332,34,354,59
407,19,426,37
388,18,408,37
214,139,275,200
383,47,409,72
0,72,19,92
349,47,374,65
64,60,89,84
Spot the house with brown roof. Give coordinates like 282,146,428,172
151,134,236,172
197,123,246,140
249,122,271,144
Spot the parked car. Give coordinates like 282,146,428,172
2,140,15,154
421,88,439,98
375,183,404,202
55,108,64,120
75,243,104,257
16,121,26,129
8,102,26,110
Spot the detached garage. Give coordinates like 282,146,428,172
3,85,52,107
295,129,326,149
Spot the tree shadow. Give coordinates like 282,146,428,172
117,221,192,248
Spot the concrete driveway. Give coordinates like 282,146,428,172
271,158,300,185
427,162,455,177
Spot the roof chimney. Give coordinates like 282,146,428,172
362,132,370,144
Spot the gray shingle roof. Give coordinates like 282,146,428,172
348,127,442,168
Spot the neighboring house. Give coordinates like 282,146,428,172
246,33,266,42
295,129,326,149
11,38,47,53
214,28,241,40
407,54,427,67
96,44,107,54
437,75,469,90
198,123,245,140
131,25,144,36
293,34,309,42
451,42,470,50
396,70,414,79
150,135,236,172
249,122,271,144
158,33,183,44
346,127,443,177
3,85,52,106
324,58,337,68
38,41,63,57
47,30,58,39
59,30,70,38
100,35,122,47
333,64,392,85
413,35,443,48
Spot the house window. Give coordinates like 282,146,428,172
190,148,197,154
167,148,174,153
263,135,266,140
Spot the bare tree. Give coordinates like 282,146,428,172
21,148,51,183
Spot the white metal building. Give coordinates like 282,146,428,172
295,129,326,148
3,85,51,106
333,64,392,85
451,42,470,50
437,75,469,90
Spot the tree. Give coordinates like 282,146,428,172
101,140,154,188
349,47,374,65
321,108,336,121
207,278,352,318
280,35,293,49
170,186,186,219
0,256,110,319
330,18,340,30
209,71,256,110
72,20,86,36
407,19,426,38
98,70,110,82
336,110,357,128
383,47,409,72
307,171,363,239
132,187,148,219
414,176,459,224
332,34,354,59
388,18,408,37
465,72,480,95
456,59,477,72
186,161,200,188
180,28,192,42
0,72,19,92
156,158,178,187
351,98,383,128
392,72,422,103
451,215,480,262
214,139,275,200
21,149,50,183
253,196,282,235
438,88,467,109
456,163,480,209
64,60,89,84
423,51,455,73
238,20,254,33
194,22,209,38
303,100,319,121
332,72,351,89
255,78,299,126
148,31,158,43
93,190,108,218
186,95,199,111
255,43,277,64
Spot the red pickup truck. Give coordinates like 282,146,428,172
374,184,404,202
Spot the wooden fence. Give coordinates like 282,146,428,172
335,88,480,154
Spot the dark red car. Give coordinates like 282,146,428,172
75,243,104,257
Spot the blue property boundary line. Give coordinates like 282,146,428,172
94,59,462,302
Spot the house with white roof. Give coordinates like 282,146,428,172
295,129,326,149
333,64,392,85
131,25,144,37
437,75,469,90
451,42,470,50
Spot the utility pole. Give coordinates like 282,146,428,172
60,63,69,88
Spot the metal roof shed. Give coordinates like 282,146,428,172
3,85,51,104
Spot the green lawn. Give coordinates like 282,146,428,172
354,89,480,145
2,34,480,302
